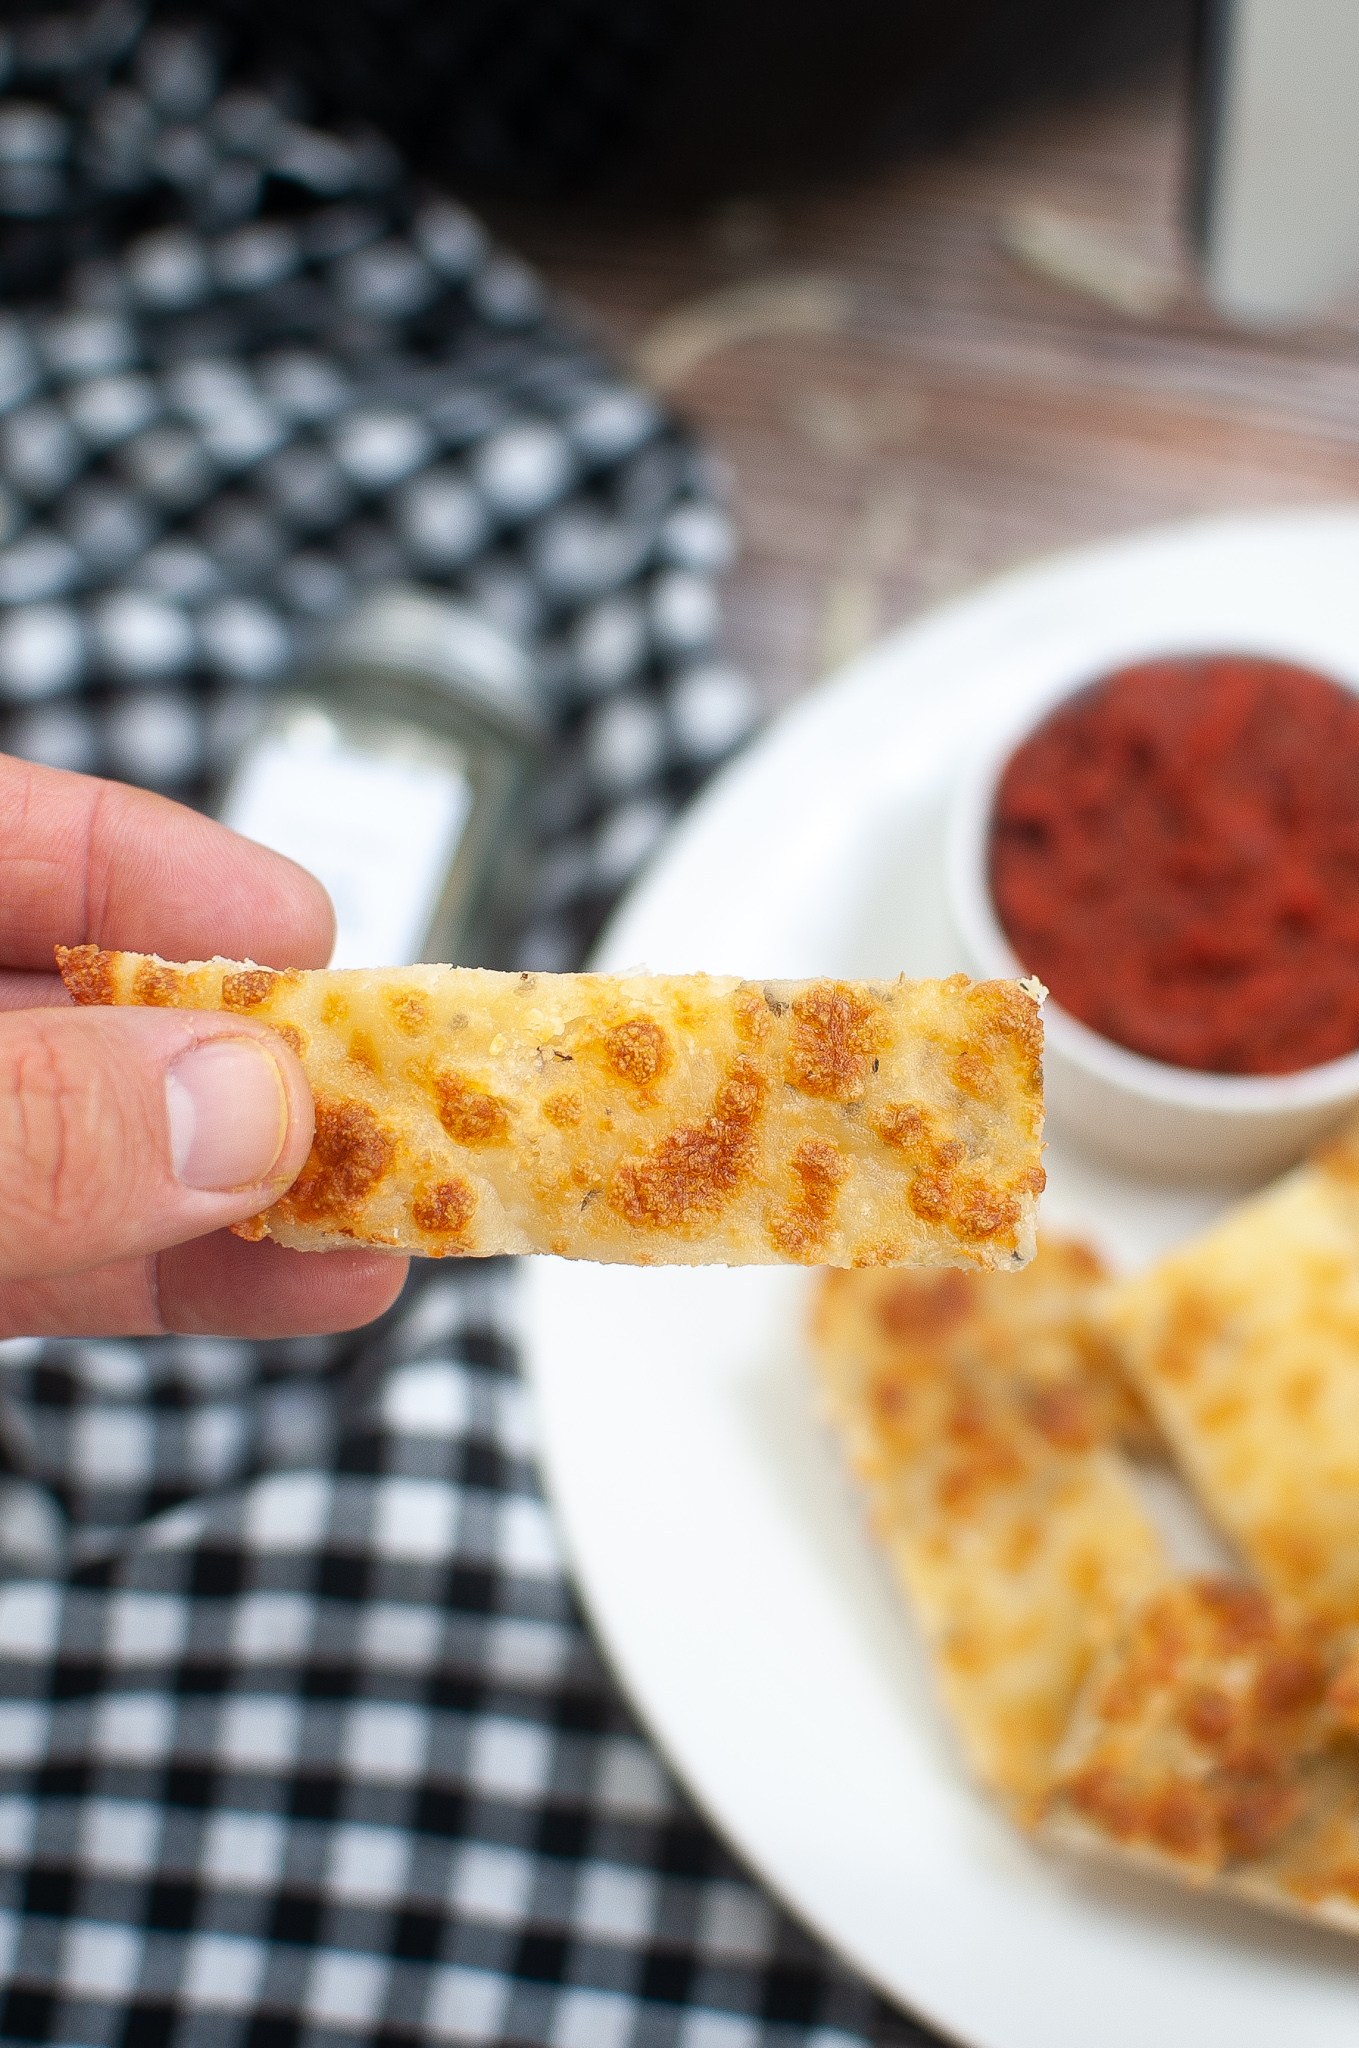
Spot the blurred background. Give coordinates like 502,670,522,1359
7,0,1359,726
163,0,1359,715
200,0,1190,208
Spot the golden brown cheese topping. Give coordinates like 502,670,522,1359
1047,1578,1359,1933
1049,1579,1338,1874
1102,1116,1359,1626
810,1241,1165,1817
57,949,1045,1269
812,1136,1359,1939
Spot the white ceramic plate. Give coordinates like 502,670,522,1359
521,510,1359,2048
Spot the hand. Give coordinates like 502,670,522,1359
0,754,409,1339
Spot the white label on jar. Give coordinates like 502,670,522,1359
221,724,472,966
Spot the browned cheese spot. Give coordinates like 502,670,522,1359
412,1175,477,1244
271,1022,306,1057
1149,1785,1220,1862
767,1139,848,1259
132,959,185,1006
1151,1289,1221,1386
542,1088,584,1129
1064,1765,1145,1844
951,1049,1001,1102
1219,1780,1307,1861
878,1269,973,1339
786,980,887,1102
1051,1239,1104,1282
608,1057,765,1233
1197,1579,1274,1652
876,1099,1026,1249
1181,1687,1236,1744
385,987,429,1035
1024,1381,1100,1451
222,967,280,1011
733,986,772,1043
1254,1649,1327,1717
232,1211,269,1242
603,1015,672,1086
287,1097,395,1221
874,1100,934,1157
321,991,348,1026
910,1167,1022,1248
348,1029,379,1075
965,979,1044,1092
1065,1765,1278,1867
54,943,115,1005
935,1391,1028,1511
432,1069,513,1147
850,1239,910,1268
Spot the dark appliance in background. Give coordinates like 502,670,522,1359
174,0,1189,206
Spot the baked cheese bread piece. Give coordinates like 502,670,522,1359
811,1243,1165,1818
814,1215,1359,1934
1103,1121,1359,1626
1046,1577,1359,1934
58,948,1045,1269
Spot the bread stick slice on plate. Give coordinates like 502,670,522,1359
58,948,1044,1268
810,1248,1165,1821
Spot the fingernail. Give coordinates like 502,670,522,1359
167,1040,289,1191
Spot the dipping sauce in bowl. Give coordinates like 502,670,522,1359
989,653,1359,1077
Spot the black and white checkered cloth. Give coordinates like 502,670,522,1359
0,11,925,2047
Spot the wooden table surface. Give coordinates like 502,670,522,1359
493,68,1359,715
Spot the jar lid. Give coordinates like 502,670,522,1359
308,583,546,747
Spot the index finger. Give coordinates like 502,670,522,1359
0,754,335,971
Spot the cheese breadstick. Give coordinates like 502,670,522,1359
1104,1122,1359,1626
811,1249,1164,1817
58,948,1044,1269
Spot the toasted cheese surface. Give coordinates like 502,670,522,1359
58,948,1044,1269
1048,1578,1336,1875
813,1190,1359,1937
1104,1123,1359,1624
811,1243,1165,1816
1047,1578,1359,1932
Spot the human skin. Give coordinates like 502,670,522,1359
0,752,409,1339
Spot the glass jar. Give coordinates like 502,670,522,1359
218,585,545,967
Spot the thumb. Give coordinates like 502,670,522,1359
0,1006,314,1283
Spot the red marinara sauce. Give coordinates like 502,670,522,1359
989,654,1359,1075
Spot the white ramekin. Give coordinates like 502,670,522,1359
945,660,1359,1186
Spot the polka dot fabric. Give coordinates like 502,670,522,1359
0,11,924,2048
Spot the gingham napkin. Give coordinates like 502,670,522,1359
0,12,926,2047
